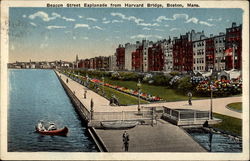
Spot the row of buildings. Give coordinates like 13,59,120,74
75,22,242,73
8,60,73,69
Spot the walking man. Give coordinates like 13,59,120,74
84,90,87,99
122,131,129,152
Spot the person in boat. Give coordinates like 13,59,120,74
122,131,129,152
48,123,57,131
37,121,46,131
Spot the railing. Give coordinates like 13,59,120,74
163,106,210,122
93,110,153,121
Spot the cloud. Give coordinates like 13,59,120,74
29,11,75,22
164,24,169,27
156,16,168,22
112,20,123,23
207,18,222,22
155,29,164,32
170,28,179,31
138,22,160,27
22,14,26,18
130,34,162,39
82,37,89,40
143,27,151,30
73,36,76,40
111,12,144,24
29,11,59,21
93,26,104,30
46,25,66,29
30,22,37,27
78,15,84,18
186,17,199,24
199,21,215,27
62,16,75,22
65,31,72,34
103,21,111,24
74,24,91,29
86,17,98,22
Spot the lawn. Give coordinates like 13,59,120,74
227,102,242,112
102,77,206,102
88,82,148,105
212,113,242,136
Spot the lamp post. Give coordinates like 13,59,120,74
210,80,213,120
101,76,104,95
137,80,142,113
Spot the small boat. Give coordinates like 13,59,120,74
101,120,138,129
35,126,69,136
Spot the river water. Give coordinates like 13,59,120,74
8,69,97,152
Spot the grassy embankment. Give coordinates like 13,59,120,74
212,113,242,136
103,77,206,102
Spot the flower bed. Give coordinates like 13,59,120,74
61,71,163,102
196,79,242,97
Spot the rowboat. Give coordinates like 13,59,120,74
35,126,68,136
101,120,138,129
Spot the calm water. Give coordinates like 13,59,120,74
185,128,242,152
8,69,97,152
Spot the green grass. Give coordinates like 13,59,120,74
103,77,206,102
212,113,242,136
88,82,148,105
227,102,242,112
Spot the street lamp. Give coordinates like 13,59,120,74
210,80,214,120
101,76,104,95
137,80,142,113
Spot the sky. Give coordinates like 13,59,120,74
9,8,243,63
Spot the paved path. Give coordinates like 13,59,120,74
56,71,242,119
95,119,206,152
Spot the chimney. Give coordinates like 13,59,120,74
232,22,236,28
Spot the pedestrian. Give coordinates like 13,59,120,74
66,78,68,83
84,90,87,99
122,131,129,152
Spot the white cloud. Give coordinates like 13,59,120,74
93,26,104,30
130,34,162,39
112,20,123,23
199,21,215,27
143,27,151,30
86,17,98,22
62,16,75,22
30,22,37,27
186,17,199,24
46,25,66,29
164,24,169,27
138,22,159,27
111,12,144,24
22,14,26,18
155,29,164,32
208,18,222,22
29,11,75,22
82,37,89,40
103,21,111,24
29,11,55,21
74,24,91,29
156,16,168,22
73,36,76,40
78,15,84,18
170,28,179,31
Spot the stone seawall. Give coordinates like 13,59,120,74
54,70,90,122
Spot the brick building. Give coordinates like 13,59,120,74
225,22,242,70
148,43,164,71
132,45,143,72
115,44,125,70
205,36,215,71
